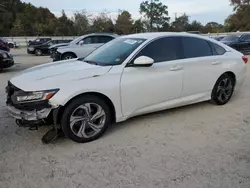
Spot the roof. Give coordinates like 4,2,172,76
120,32,207,40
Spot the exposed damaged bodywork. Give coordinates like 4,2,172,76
6,105,52,121
5,81,61,143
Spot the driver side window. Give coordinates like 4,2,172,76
133,37,182,63
82,37,92,44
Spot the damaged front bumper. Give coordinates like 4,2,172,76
6,104,53,121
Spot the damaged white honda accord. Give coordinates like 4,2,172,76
6,32,248,143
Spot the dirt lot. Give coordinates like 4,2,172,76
0,49,250,188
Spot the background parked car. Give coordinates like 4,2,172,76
27,39,73,56
0,50,14,70
53,33,118,61
49,40,72,59
7,40,19,48
27,37,51,47
0,38,10,52
220,33,250,54
211,36,225,41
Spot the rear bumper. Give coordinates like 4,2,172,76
6,104,53,121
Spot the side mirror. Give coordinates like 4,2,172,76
79,41,84,46
133,56,154,67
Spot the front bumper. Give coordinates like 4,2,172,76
27,48,35,54
0,58,14,69
52,51,62,62
6,104,52,121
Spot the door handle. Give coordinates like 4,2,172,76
170,65,183,71
212,61,221,65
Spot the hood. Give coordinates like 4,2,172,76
49,43,70,49
221,40,236,45
10,59,112,91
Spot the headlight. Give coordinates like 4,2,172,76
28,47,34,51
2,53,7,58
16,89,59,103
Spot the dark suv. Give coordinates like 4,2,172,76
221,33,250,54
27,39,72,56
27,37,51,47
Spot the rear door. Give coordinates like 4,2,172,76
180,37,223,97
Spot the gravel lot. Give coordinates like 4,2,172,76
1,49,250,188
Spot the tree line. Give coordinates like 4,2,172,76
0,0,249,36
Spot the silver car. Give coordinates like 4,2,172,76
53,33,118,61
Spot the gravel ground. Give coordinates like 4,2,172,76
0,49,250,188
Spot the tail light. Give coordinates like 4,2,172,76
242,56,248,64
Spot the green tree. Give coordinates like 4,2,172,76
55,10,75,35
90,12,114,33
132,19,146,33
140,0,170,31
115,10,134,34
10,18,25,36
171,13,189,32
202,22,224,33
230,0,250,9
225,5,250,31
73,10,90,35
186,20,204,32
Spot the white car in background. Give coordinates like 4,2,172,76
53,33,118,61
6,32,248,143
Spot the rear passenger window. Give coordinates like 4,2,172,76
210,42,226,55
98,36,114,43
135,37,182,63
182,37,213,58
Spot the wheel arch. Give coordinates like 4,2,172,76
55,92,117,126
61,51,77,59
219,71,236,85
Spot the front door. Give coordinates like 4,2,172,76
121,37,183,118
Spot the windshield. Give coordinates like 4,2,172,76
221,35,239,42
70,36,83,44
83,38,146,66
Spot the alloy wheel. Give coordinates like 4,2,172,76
216,78,233,103
69,103,106,138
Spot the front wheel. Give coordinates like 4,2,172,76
61,95,112,143
35,49,42,56
62,53,76,60
211,73,235,105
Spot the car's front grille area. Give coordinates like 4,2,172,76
6,81,21,105
5,81,51,111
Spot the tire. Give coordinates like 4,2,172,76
8,43,14,48
61,95,112,143
62,53,76,60
211,73,235,105
35,49,42,56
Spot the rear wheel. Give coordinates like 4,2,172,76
62,53,76,60
61,95,112,143
211,73,235,105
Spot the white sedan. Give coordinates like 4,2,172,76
6,32,248,143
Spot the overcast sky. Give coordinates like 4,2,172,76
21,0,234,24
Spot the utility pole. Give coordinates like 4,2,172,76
174,13,177,21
